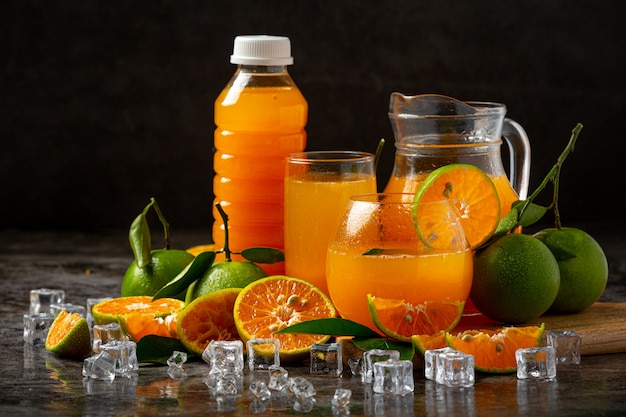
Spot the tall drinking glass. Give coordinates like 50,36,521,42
284,151,377,296
326,193,473,332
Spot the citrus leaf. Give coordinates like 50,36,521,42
352,338,414,360
517,201,549,227
274,318,380,338
152,251,216,300
136,335,194,364
240,247,284,264
129,212,151,268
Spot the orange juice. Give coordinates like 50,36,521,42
384,172,519,219
213,78,307,275
327,245,473,331
284,173,377,296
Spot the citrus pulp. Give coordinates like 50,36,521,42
177,288,241,355
367,295,464,342
534,227,608,313
92,296,184,341
233,275,337,362
470,233,560,323
45,310,92,358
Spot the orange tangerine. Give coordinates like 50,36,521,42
45,310,92,358
413,163,500,249
92,296,184,341
233,276,337,361
367,295,464,342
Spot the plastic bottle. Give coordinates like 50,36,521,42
212,35,307,274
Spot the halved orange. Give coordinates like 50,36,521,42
446,323,545,373
233,276,337,362
367,294,464,343
413,163,500,249
45,310,92,358
177,288,241,355
92,296,184,341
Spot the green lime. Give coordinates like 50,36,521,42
470,233,560,324
121,249,194,297
185,261,267,303
533,227,608,313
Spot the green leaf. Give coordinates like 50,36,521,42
363,248,384,256
136,335,194,365
241,247,285,264
274,318,381,338
517,202,549,227
352,338,414,360
152,251,216,300
129,212,151,268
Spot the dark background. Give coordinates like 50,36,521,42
2,1,625,238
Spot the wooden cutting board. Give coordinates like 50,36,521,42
455,302,626,356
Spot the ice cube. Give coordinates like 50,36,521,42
29,288,65,314
268,365,290,391
23,313,55,346
247,338,280,371
82,351,117,380
516,347,557,380
249,380,271,399
50,303,86,318
348,357,361,376
547,330,582,365
99,340,139,374
92,322,125,353
310,342,343,377
206,340,244,375
167,350,188,369
86,297,111,329
331,388,352,407
424,347,454,381
361,349,400,383
289,376,317,399
435,349,475,388
293,397,316,412
373,359,414,395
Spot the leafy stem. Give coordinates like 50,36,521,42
129,197,172,268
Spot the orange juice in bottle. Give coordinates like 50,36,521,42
213,35,307,274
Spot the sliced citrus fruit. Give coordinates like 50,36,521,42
92,296,184,341
446,323,545,373
233,275,337,362
411,330,448,357
45,310,92,358
413,163,500,249
367,294,464,342
177,288,241,355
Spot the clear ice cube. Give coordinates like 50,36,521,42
249,380,271,399
293,397,316,413
268,365,290,391
86,297,111,329
29,288,65,315
348,357,361,376
331,388,352,407
23,313,55,346
205,340,244,375
516,347,557,380
167,350,188,369
310,342,343,376
373,359,414,395
99,340,139,374
92,322,125,352
424,347,454,381
435,350,475,388
50,303,86,318
247,338,280,371
289,376,317,399
361,349,400,383
82,351,117,380
547,330,582,365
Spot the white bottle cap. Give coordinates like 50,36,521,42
230,35,294,66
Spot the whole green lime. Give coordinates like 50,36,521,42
185,261,267,303
470,233,560,324
533,227,608,313
121,249,194,297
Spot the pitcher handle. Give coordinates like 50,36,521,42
502,118,531,200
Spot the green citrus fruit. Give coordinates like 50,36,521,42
533,227,608,313
470,233,560,324
185,261,267,303
45,310,92,358
121,249,194,297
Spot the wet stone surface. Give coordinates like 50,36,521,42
1,229,626,416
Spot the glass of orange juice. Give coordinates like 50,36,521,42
326,193,473,331
284,151,377,296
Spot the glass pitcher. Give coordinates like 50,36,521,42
383,93,531,218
